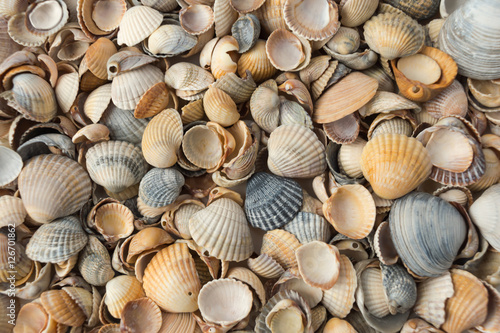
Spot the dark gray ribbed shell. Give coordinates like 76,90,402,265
284,212,332,244
245,172,303,231
139,168,185,208
380,263,417,314
232,14,260,53
100,104,149,144
389,192,467,277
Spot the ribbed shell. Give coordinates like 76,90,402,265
84,83,112,123
231,14,260,53
86,140,147,193
139,168,184,208
55,72,79,114
203,85,240,127
105,276,145,319
267,124,327,178
0,234,31,284
159,312,199,333
296,241,341,290
85,38,117,80
389,192,467,277
165,62,215,91
245,172,303,231
0,146,22,187
26,216,88,263
254,0,287,35
117,6,163,47
284,212,332,244
141,108,183,168
18,154,91,223
322,254,357,318
261,229,302,270
78,235,114,287
247,253,285,279
120,297,163,333
469,184,500,251
237,40,278,83
214,0,238,37
213,72,257,104
384,0,439,20
380,263,417,314
146,25,197,56
339,0,378,27
0,196,25,228
100,104,149,144
40,289,87,326
227,267,266,307
143,243,201,312
189,198,253,262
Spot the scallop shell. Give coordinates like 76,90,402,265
231,14,260,54
0,146,22,187
245,172,303,231
101,104,148,144
248,253,285,279
261,229,302,270
237,40,278,83
179,5,214,35
86,140,148,193
18,154,91,223
283,0,340,41
84,83,112,123
203,85,240,127
363,12,424,60
360,133,432,200
143,243,201,312
469,184,500,252
339,0,378,27
40,288,89,327
26,215,87,263
105,275,145,319
120,297,162,333
142,108,183,168
139,168,184,208
117,5,163,46
296,241,340,290
422,81,468,120
267,124,327,178
284,212,332,244
78,235,115,286
250,79,280,133
189,198,253,261
94,203,134,242
389,192,467,277
145,25,197,57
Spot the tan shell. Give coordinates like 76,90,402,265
358,91,421,118
203,85,240,126
105,275,145,319
0,233,32,285
40,288,89,327
210,35,239,79
94,203,134,242
227,267,267,307
117,5,163,46
180,5,215,35
72,123,110,143
84,83,112,123
254,0,287,35
230,0,266,13
120,297,163,333
468,78,500,108
14,302,52,333
340,0,378,27
181,99,205,124
213,0,239,37
159,312,200,333
261,229,302,270
238,40,278,83
296,241,340,290
338,137,366,178
85,38,117,80
213,72,256,104
161,196,205,239
0,195,25,228
182,124,224,169
134,82,171,119
266,29,309,71
165,62,215,91
55,72,79,114
248,253,285,279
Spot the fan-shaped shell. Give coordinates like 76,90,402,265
159,312,199,333
339,0,378,27
296,241,340,290
179,5,215,35
254,0,287,35
238,40,278,83
284,212,332,244
250,79,280,133
265,29,308,71
380,263,417,315
139,168,184,208
18,154,91,223
120,297,162,333
101,104,148,144
85,38,117,80
231,14,260,54
25,0,68,37
322,254,357,318
0,195,25,228
40,288,88,327
248,253,285,279
0,146,22,187
84,83,112,123
78,235,115,286
55,72,79,114
261,229,302,270
165,62,215,91
117,5,163,47
94,203,134,242
182,124,224,170
105,275,145,319
469,184,500,251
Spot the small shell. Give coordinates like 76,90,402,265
266,29,307,71
275,271,323,308
296,241,340,290
323,318,357,333
145,25,197,57
182,124,223,169
231,14,260,53
85,38,117,80
105,275,146,319
248,253,285,279
339,0,378,27
322,254,357,318
117,5,163,46
101,105,149,144
213,72,256,104
25,0,68,37
120,297,163,333
299,55,331,87
86,140,148,193
180,5,215,35
358,91,421,118
165,62,215,91
133,82,171,119
14,302,51,333
397,53,441,85
245,172,303,231
0,195,25,228
266,299,307,332
326,27,360,55
84,83,112,123
139,168,184,208
94,203,134,242
250,79,280,133
468,78,500,109
422,81,468,120
261,229,302,270
203,85,240,126
40,288,88,327
254,0,288,35
469,184,500,252
284,212,332,244
161,197,205,239
338,137,367,178
0,146,22,187
55,72,79,114
181,99,205,124
210,35,239,79
106,50,157,79
468,148,500,192
380,263,417,315
19,154,91,223
78,235,115,286
237,40,278,83
159,312,199,333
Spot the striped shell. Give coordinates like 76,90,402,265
139,168,185,208
284,212,332,244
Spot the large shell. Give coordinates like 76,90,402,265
389,192,467,277
261,229,302,270
78,235,115,286
105,275,145,319
284,212,332,244
18,154,91,223
142,109,183,168
469,184,500,251
283,0,339,41
40,288,89,327
360,133,432,200
0,146,22,187
117,5,163,46
86,140,148,193
189,198,253,262
245,172,303,231
254,0,287,35
139,168,184,208
267,124,327,178
296,241,340,290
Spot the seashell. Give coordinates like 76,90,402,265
338,137,367,178
0,233,32,285
182,124,223,169
24,0,68,37
162,200,205,239
142,108,183,168
363,12,424,60
159,312,199,333
106,50,157,79
181,99,205,124
203,85,240,127
323,114,360,146
78,235,115,286
279,97,313,129
26,215,87,263
360,133,432,200
120,297,162,333
397,54,441,85
139,168,184,208
86,140,148,193
276,271,323,308
248,253,285,279
0,146,22,187
299,55,331,87
213,0,238,37
198,278,253,330
7,13,47,47
210,35,239,79
296,241,340,290
133,82,170,119
423,80,468,120
469,184,500,251
0,195,25,228
468,148,500,192
117,5,163,47
283,0,340,41
105,275,145,319
145,25,197,57
380,263,417,315
325,27,360,55
245,172,303,230
238,40,278,83
143,243,201,312
265,298,307,333
360,267,391,318
180,5,214,35
14,302,53,333
111,64,164,110
226,266,266,307
278,79,313,114
84,38,117,80
323,318,357,333
101,104,148,144
373,221,399,265
401,318,445,333
189,198,253,261
230,0,266,13
127,228,174,264
362,64,395,93
18,154,91,223
268,124,327,178
55,72,79,114
250,79,280,133
284,212,332,244
438,0,500,80
468,78,500,109
141,0,178,12
231,14,260,53
213,72,256,104
84,83,112,123
165,62,214,91
389,192,467,277
323,184,376,239
339,0,378,27
261,229,302,270
314,72,378,123
87,0,126,33
391,46,458,102
16,133,75,162
254,0,287,35
94,202,134,242
266,29,309,71
40,288,89,327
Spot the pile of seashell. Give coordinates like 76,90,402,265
1,0,500,332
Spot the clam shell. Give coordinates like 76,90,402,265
339,0,378,27
142,108,183,168
0,233,32,285
363,12,424,60
284,212,332,244
159,312,199,333
161,197,205,239
323,113,360,145
265,29,308,71
254,0,287,35
117,5,162,46
105,275,145,319
299,55,331,86
469,184,500,251
40,288,88,326
189,198,253,261
55,72,79,114
213,72,256,104
210,35,239,79
94,202,134,242
139,168,184,208
86,140,148,193
213,0,239,37
237,40,278,83
78,235,115,286
227,266,266,307
26,215,87,263
362,64,395,92
324,318,357,333
245,172,303,231
127,228,174,262
19,154,91,223
145,24,197,57
143,243,201,312
84,83,112,123
120,297,162,333
182,124,223,169
89,0,127,32
181,99,205,124
296,241,340,290
389,192,467,277
106,50,157,79
85,38,117,80
322,254,357,318
373,221,399,265
266,299,306,333
179,5,214,35
0,195,25,228
14,302,51,333
101,104,148,144
468,78,500,109
0,146,22,187
250,79,280,133
279,97,313,129
468,148,500,192
203,85,240,127
231,14,260,54
165,62,214,91
248,253,285,279
267,124,327,178
283,0,339,41
133,82,170,119
261,229,302,270
380,263,417,315
360,133,432,200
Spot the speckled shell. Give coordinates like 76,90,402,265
18,154,91,223
100,104,149,144
248,253,285,279
389,192,467,277
26,216,88,263
245,172,303,231
139,168,184,208
86,140,148,193
117,5,163,47
380,263,417,314
261,229,302,270
189,198,253,261
469,184,500,252
284,212,332,244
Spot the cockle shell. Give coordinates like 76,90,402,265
78,235,115,286
105,275,145,319
275,270,323,308
261,229,302,270
159,312,200,333
238,40,278,83
165,62,215,91
213,71,256,104
40,287,91,327
14,302,53,333
182,124,224,170
325,27,360,55
339,0,378,27
18,154,91,223
179,5,215,35
254,0,287,35
101,104,148,144
55,72,79,113
265,29,309,72
250,79,280,133
248,253,285,279
323,317,357,333
0,146,22,187
265,299,307,333
0,195,25,228
106,50,156,79
380,263,417,315
86,140,148,193
94,202,134,242
117,5,162,46
213,0,238,37
210,35,239,79
161,197,205,239
229,0,266,13
284,212,332,244
0,233,32,285
85,38,117,80
120,297,163,333
231,14,260,54
84,83,112,123
145,24,197,57
469,184,500,252
203,85,240,126
25,0,68,37
296,241,340,290
139,168,184,208
384,0,439,20
422,80,468,119
358,91,421,118
322,254,357,318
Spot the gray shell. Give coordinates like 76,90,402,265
284,212,332,244
78,235,115,286
389,192,467,277
26,216,88,263
245,172,303,231
380,263,417,314
232,14,260,53
326,141,365,185
139,168,185,208
100,104,149,144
